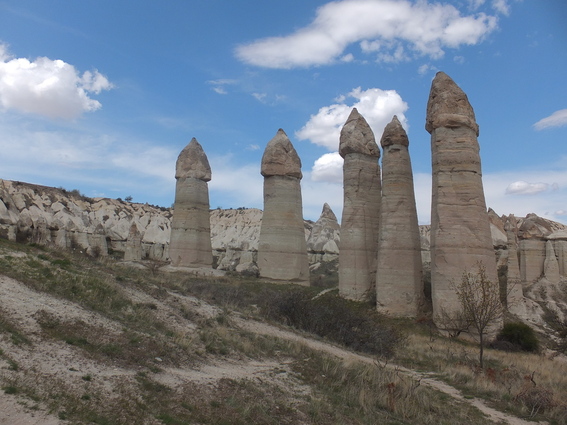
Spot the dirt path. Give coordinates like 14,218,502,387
237,317,548,425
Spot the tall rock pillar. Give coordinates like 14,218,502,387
257,129,309,284
169,138,213,268
339,108,381,301
425,72,501,327
376,116,424,317
505,215,527,317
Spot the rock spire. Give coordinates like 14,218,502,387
504,215,527,317
426,72,501,328
257,129,309,284
376,115,424,317
169,138,213,268
338,108,381,301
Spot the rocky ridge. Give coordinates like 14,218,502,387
1,178,566,327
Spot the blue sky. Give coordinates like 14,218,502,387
0,0,566,224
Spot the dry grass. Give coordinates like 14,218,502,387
395,331,567,423
0,237,564,424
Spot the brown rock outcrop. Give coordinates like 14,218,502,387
376,116,424,317
338,108,381,301
169,138,213,268
426,72,501,328
257,129,309,284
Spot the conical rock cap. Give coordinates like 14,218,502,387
175,138,212,181
261,129,302,179
339,108,379,158
425,72,479,135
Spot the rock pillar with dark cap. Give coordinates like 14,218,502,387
425,72,501,327
339,108,381,301
257,129,309,284
169,138,213,268
376,115,424,317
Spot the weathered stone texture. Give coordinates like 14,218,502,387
376,116,423,317
169,139,213,268
426,72,500,327
307,203,340,263
257,130,309,284
544,240,561,283
504,216,527,317
124,223,143,262
519,239,546,285
339,109,381,301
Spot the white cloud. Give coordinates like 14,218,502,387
505,181,549,195
296,87,408,151
235,0,498,68
492,0,510,15
533,109,567,130
0,43,112,119
311,152,343,183
207,79,237,95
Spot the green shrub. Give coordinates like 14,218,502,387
496,322,539,352
262,290,404,358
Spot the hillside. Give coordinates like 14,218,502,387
1,238,567,424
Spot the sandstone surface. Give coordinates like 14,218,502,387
426,72,501,329
504,215,527,318
169,138,213,268
338,108,381,301
376,116,423,317
306,203,340,263
257,130,309,284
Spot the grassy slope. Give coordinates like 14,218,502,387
0,238,565,424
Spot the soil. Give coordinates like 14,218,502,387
0,275,549,425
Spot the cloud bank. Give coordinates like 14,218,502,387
235,0,499,68
0,43,112,119
533,109,567,130
297,86,408,182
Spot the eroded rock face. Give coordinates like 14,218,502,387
257,130,309,284
544,240,561,284
504,215,527,318
124,223,143,262
169,138,213,268
426,72,501,329
306,203,340,263
376,116,424,317
0,179,171,259
339,108,381,301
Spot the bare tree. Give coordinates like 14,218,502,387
452,262,503,368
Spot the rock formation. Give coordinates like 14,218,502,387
169,138,213,268
338,108,381,301
306,203,340,264
504,215,527,317
376,115,423,317
257,129,309,284
124,223,143,262
544,240,561,283
425,72,501,328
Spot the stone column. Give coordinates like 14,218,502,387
519,239,546,285
505,215,527,317
257,129,309,284
169,138,213,268
544,240,561,284
425,72,501,327
339,108,381,301
124,223,143,261
376,115,424,317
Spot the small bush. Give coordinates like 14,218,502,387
496,322,539,352
262,290,404,358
